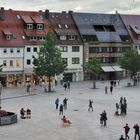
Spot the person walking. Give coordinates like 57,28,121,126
110,85,113,94
67,81,70,89
105,85,108,94
88,99,93,111
55,98,59,109
133,124,140,140
26,108,31,119
63,82,67,90
20,108,26,119
102,110,107,126
63,98,68,109
59,104,64,115
123,123,130,140
119,135,125,140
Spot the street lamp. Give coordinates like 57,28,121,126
0,81,2,110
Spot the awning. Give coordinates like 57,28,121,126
101,66,115,72
112,66,124,71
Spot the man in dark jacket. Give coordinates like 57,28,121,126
133,124,140,140
123,123,130,140
119,135,125,140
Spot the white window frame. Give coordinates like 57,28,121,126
37,24,43,30
60,36,66,40
27,24,33,29
69,35,75,40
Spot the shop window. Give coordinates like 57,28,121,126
27,59,31,65
72,57,80,64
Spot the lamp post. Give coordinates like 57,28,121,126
0,81,2,110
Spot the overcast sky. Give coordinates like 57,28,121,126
0,0,140,14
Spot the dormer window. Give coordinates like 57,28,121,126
58,24,62,29
37,24,43,30
69,35,75,40
65,24,68,29
27,24,33,30
6,35,11,40
60,36,66,40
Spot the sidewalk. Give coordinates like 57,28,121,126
0,79,140,140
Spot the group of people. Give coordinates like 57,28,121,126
115,97,127,116
100,110,107,126
120,123,140,140
20,108,31,119
55,97,69,115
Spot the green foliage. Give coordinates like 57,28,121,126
33,30,66,91
84,57,102,77
0,65,2,72
118,49,140,75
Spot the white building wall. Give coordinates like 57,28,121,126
57,45,84,81
0,47,24,72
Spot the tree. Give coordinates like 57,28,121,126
84,57,102,88
33,30,66,92
118,49,140,86
0,65,2,72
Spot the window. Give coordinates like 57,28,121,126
34,47,37,52
69,36,75,40
72,57,80,64
10,49,14,53
101,47,107,53
58,24,62,28
17,49,20,53
27,47,31,52
65,24,68,29
60,36,66,40
3,60,7,67
10,60,13,67
6,35,11,40
27,59,31,65
27,24,33,29
62,58,68,65
59,46,68,52
16,60,20,67
37,24,43,30
3,49,7,53
93,25,115,32
89,47,99,53
72,46,79,52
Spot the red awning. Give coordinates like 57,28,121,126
31,16,44,24
21,15,34,24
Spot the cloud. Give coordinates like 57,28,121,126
0,0,140,14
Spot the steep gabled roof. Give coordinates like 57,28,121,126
0,9,49,46
120,14,140,44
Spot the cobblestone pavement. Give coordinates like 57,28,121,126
0,79,140,140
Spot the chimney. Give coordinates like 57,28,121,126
45,9,49,19
62,11,66,14
0,7,5,20
68,10,73,14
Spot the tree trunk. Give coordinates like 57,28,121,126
93,80,96,89
48,76,51,92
